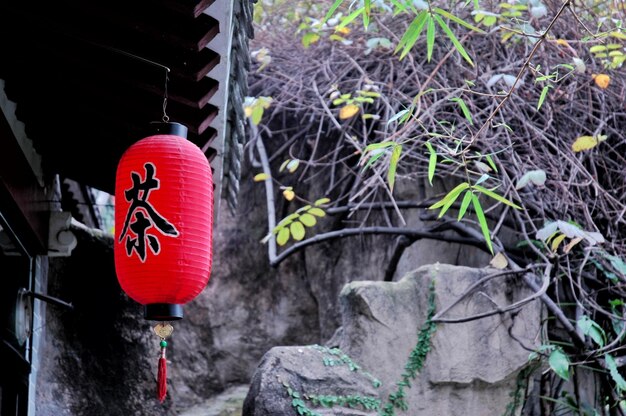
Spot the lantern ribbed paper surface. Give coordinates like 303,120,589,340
114,129,213,321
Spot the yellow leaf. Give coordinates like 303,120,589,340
339,104,360,120
551,233,567,251
244,106,253,117
592,73,610,89
610,31,626,40
283,189,295,201
564,237,583,254
253,173,270,182
336,27,351,35
489,252,508,269
572,135,606,152
556,39,569,46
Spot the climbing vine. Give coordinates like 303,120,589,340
381,279,437,416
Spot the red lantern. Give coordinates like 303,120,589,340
114,122,214,402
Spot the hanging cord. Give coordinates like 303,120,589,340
162,70,170,123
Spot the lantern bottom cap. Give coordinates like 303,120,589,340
145,303,183,321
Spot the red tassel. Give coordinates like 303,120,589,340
157,355,167,403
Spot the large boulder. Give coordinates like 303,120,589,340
244,263,541,415
243,346,381,416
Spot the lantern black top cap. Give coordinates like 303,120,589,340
148,121,188,138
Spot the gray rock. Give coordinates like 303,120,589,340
244,264,541,416
243,346,381,416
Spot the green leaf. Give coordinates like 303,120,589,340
450,97,473,125
300,213,317,227
425,141,437,186
458,190,473,221
314,197,331,206
472,185,522,209
388,144,402,192
337,7,364,30
433,15,474,66
324,0,345,23
277,227,290,246
426,14,435,62
549,348,570,381
290,221,306,241
395,11,429,60
484,154,498,172
390,0,410,14
551,233,567,251
362,149,386,171
433,7,486,33
365,141,396,151
308,207,326,217
363,0,371,28
252,105,264,125
429,182,470,210
286,159,300,173
605,354,626,391
577,316,606,347
472,194,493,254
537,85,551,110
387,108,411,125
302,32,321,48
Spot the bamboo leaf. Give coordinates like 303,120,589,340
475,173,490,186
457,190,472,220
388,144,402,192
362,149,386,171
390,0,410,13
425,141,437,186
429,182,470,210
472,194,493,254
324,0,345,23
473,185,522,209
426,14,435,62
433,15,474,66
485,154,498,172
433,7,486,33
537,85,551,110
365,141,396,151
450,97,473,124
387,108,410,125
337,7,364,30
395,11,429,60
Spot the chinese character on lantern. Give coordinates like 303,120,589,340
118,162,179,262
